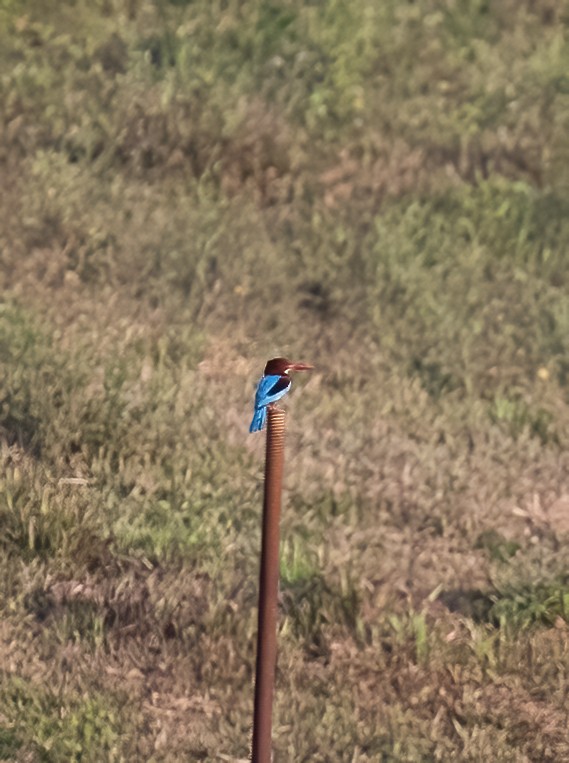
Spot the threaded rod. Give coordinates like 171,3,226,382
252,406,286,763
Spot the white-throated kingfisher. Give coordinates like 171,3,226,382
249,357,313,433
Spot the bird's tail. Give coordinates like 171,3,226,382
249,406,267,433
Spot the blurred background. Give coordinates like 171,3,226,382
2,1,569,759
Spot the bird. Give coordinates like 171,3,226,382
249,357,313,433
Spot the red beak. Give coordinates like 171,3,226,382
288,361,314,372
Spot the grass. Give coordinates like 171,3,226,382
2,0,569,759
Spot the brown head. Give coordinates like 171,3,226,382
264,357,314,376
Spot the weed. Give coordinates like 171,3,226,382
2,0,569,758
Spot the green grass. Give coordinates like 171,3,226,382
2,0,569,759
0,675,127,761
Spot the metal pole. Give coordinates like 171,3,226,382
252,406,286,763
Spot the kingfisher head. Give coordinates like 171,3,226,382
264,357,314,376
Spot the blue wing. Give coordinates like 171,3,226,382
254,375,291,408
249,374,291,432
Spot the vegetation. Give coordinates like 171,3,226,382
2,0,569,759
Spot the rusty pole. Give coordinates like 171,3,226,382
251,405,286,762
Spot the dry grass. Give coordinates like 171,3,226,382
2,1,569,760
